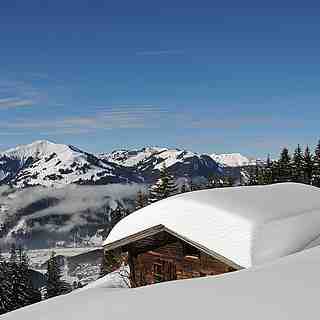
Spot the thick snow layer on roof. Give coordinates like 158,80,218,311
4,245,320,320
105,183,320,267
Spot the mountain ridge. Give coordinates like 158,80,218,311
0,140,258,188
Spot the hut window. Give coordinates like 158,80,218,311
153,263,163,283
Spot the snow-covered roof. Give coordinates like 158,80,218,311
104,183,320,268
5,245,320,320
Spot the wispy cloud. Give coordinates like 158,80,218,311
0,97,34,109
0,105,172,134
135,49,184,56
0,79,44,109
0,103,301,136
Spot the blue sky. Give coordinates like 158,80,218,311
1,1,320,158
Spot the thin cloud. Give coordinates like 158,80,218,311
0,97,34,109
0,105,172,134
135,49,184,56
0,78,53,110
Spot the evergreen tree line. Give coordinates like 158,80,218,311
0,247,71,315
0,245,41,315
45,251,72,299
134,163,233,211
248,140,320,187
133,140,320,214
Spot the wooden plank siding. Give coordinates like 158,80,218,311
130,240,236,287
103,229,239,288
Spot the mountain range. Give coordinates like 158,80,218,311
0,140,257,188
0,140,258,248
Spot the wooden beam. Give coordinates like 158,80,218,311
104,224,243,270
104,224,166,251
163,227,243,270
127,247,136,288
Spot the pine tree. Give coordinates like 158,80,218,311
278,148,292,182
9,243,17,264
45,251,71,299
17,246,41,306
149,163,178,203
303,145,313,185
292,145,305,183
0,252,13,315
8,244,21,310
222,176,234,187
0,246,41,315
207,173,223,188
313,140,320,187
99,250,122,277
180,183,188,193
248,166,258,186
110,205,127,226
263,154,273,185
135,190,148,210
190,179,199,191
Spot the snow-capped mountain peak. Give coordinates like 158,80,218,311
101,146,223,182
2,140,70,161
211,153,257,167
0,140,142,188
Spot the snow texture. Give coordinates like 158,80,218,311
105,183,320,268
101,147,168,167
211,152,257,167
102,147,211,170
76,266,130,292
4,245,320,320
0,140,140,188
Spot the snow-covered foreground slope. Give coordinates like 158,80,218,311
4,245,320,320
211,152,257,167
105,183,320,268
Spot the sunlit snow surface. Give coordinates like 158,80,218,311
211,152,257,167
102,147,209,170
0,140,131,188
3,246,320,320
105,183,320,267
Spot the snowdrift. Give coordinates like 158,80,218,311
104,183,320,267
4,245,320,320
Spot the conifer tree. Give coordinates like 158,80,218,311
222,176,234,187
9,243,17,264
135,190,148,210
0,246,41,314
292,145,305,183
313,140,320,187
180,183,188,193
149,163,178,203
207,173,223,188
0,252,13,315
263,154,273,185
190,179,199,191
248,166,259,186
17,246,41,306
303,145,313,185
45,251,70,299
278,148,292,182
8,244,21,310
